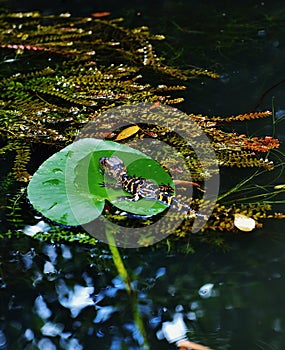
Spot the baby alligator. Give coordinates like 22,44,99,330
100,155,207,220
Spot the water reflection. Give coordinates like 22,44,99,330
1,231,285,349
57,282,95,318
0,331,7,350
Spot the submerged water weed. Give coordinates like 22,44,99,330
0,9,217,182
0,8,284,246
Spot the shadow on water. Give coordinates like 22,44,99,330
1,0,285,349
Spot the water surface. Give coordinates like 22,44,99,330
1,1,285,349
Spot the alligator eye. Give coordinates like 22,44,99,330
99,157,107,166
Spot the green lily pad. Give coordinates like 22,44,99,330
27,138,174,226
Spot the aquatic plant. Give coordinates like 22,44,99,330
0,8,284,247
0,9,217,182
27,138,174,225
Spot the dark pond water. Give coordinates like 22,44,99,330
1,0,285,349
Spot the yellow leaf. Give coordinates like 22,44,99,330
234,214,256,232
115,125,140,141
